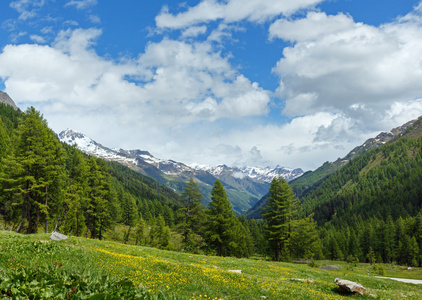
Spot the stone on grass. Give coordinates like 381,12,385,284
228,270,242,274
50,231,68,241
334,278,366,295
320,265,340,270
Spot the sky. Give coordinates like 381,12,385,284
1,0,422,171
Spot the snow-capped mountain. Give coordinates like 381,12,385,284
58,128,304,214
59,128,303,183
195,164,303,183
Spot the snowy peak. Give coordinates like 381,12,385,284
58,128,303,184
195,164,303,183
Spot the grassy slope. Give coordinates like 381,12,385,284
1,231,421,299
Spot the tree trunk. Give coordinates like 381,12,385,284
15,198,27,233
76,212,79,237
45,186,48,233
34,205,40,234
26,199,32,234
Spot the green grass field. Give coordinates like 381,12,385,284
0,231,421,299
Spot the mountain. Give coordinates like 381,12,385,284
0,91,18,111
245,116,422,219
302,116,422,226
59,129,303,214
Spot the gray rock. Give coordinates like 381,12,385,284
50,231,68,241
334,278,366,295
0,92,18,110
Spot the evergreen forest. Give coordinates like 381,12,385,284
1,103,422,268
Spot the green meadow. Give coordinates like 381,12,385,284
0,231,421,299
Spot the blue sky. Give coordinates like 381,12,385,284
1,0,422,171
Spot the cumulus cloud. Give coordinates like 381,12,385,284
0,28,271,159
270,8,422,139
269,12,355,42
155,0,325,29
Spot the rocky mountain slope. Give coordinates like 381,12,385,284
59,129,303,214
0,91,18,110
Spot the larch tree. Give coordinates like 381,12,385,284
177,178,205,250
262,176,299,261
205,180,237,256
0,107,65,234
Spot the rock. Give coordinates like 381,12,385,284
320,265,340,269
334,278,366,295
50,231,68,241
291,278,314,284
0,91,18,110
228,270,242,274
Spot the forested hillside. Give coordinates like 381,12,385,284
0,104,180,238
301,118,422,266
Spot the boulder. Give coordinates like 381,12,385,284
334,278,366,295
50,231,68,241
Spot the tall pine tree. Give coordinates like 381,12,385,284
205,180,237,256
262,176,299,261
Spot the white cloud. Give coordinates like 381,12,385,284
270,8,422,136
65,0,97,10
181,25,207,38
269,12,355,42
88,15,101,24
156,0,325,29
0,28,271,166
30,34,46,43
10,0,48,20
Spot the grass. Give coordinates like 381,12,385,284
0,231,421,299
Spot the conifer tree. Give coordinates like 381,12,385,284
177,178,205,250
0,107,65,234
262,176,299,261
122,192,138,226
62,145,89,236
205,180,237,256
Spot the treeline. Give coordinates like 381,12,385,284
321,213,422,266
0,106,180,239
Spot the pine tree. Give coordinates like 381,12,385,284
205,180,237,256
61,145,89,236
177,178,205,250
262,176,299,261
0,107,65,234
122,192,138,226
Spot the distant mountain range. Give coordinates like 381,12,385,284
58,128,303,214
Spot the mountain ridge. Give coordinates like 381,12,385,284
244,115,422,219
58,128,304,214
